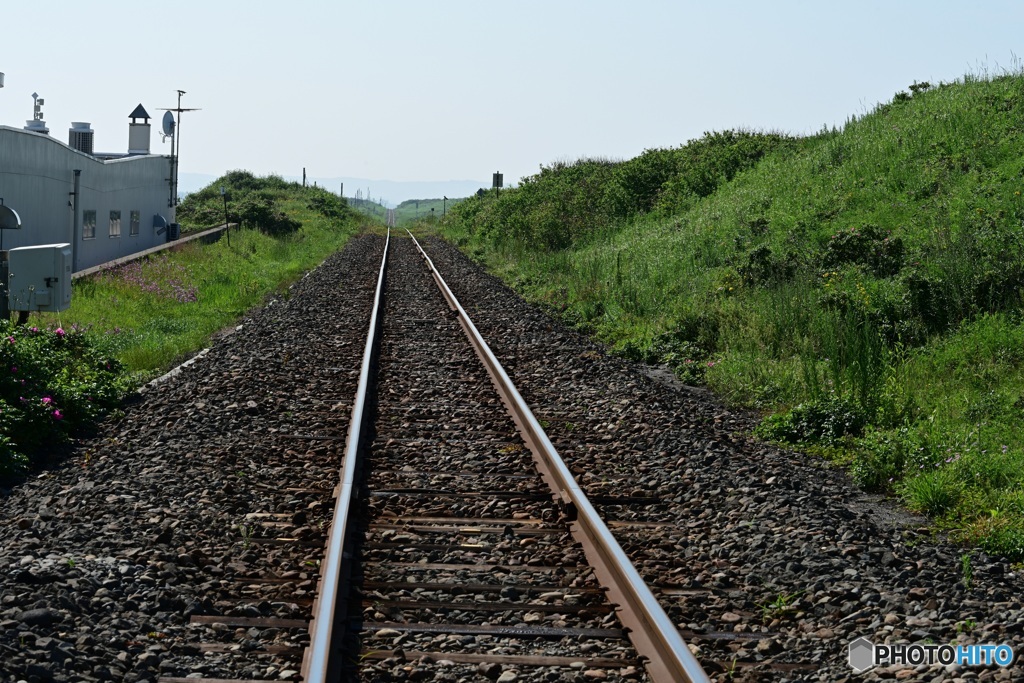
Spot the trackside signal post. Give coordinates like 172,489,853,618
493,172,503,198
221,186,230,247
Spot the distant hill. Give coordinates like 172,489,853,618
393,197,465,225
346,197,387,221
178,173,487,207
346,196,468,225
319,178,486,207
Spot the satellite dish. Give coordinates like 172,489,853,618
0,205,22,230
162,111,176,136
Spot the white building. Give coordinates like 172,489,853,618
0,102,175,272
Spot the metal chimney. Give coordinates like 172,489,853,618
128,103,151,155
68,122,94,155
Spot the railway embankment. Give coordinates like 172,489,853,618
439,73,1024,559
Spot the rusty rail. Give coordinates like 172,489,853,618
407,231,710,683
301,229,390,683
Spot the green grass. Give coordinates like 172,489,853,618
31,173,364,383
349,197,389,222
349,196,467,226
439,71,1024,559
392,197,465,226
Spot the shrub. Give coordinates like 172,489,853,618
653,131,800,216
177,171,332,236
756,395,868,445
604,147,686,218
851,426,930,491
822,225,904,277
968,514,1024,560
447,131,797,251
258,210,302,237
902,219,1024,334
0,323,125,479
738,244,798,286
306,188,348,220
448,159,617,250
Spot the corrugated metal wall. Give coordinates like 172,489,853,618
0,126,175,271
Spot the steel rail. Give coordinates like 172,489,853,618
302,229,390,683
407,231,710,683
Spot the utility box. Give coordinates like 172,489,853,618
8,244,73,312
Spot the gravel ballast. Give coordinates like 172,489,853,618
0,232,1021,683
422,236,1024,683
0,235,384,682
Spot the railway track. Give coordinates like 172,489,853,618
304,232,707,681
155,232,817,681
148,238,386,682
154,232,704,683
11,230,1014,682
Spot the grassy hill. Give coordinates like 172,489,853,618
348,196,389,222
39,170,360,378
393,197,465,226
440,72,1024,558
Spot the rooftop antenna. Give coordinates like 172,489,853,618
24,91,49,135
158,89,201,207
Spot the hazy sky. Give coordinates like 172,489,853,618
1,1,1021,187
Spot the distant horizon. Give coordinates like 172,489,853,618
177,172,490,207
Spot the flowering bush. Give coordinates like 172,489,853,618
0,322,125,478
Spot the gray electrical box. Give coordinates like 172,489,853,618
8,244,72,312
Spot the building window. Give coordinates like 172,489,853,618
130,210,140,236
83,210,96,239
109,210,121,238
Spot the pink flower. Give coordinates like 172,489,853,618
41,397,52,405
6,336,13,344
29,326,38,333
52,409,63,421
55,328,65,337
